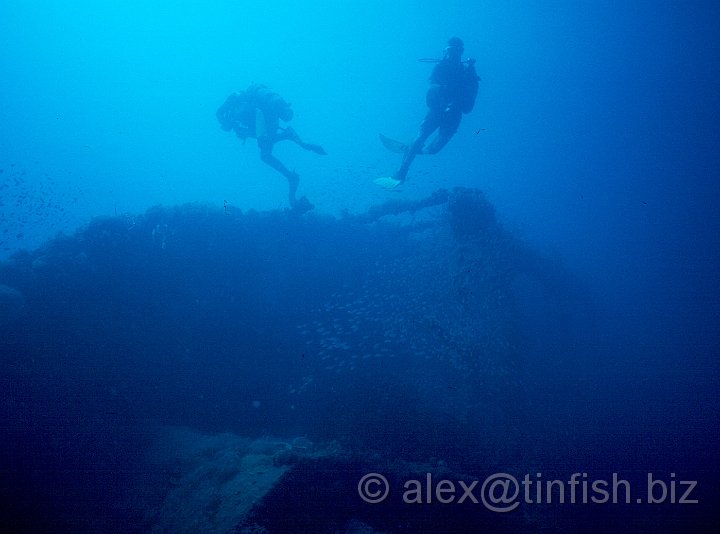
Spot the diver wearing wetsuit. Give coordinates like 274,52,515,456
393,37,479,184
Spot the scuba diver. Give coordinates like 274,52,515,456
216,83,327,212
376,37,479,189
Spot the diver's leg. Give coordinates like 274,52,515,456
393,111,439,182
393,132,428,182
274,128,295,142
258,137,299,205
423,108,462,154
281,126,327,155
302,142,327,155
423,133,451,155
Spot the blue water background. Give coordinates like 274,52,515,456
1,1,718,531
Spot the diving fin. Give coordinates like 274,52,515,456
379,134,408,154
373,176,403,190
291,195,314,214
